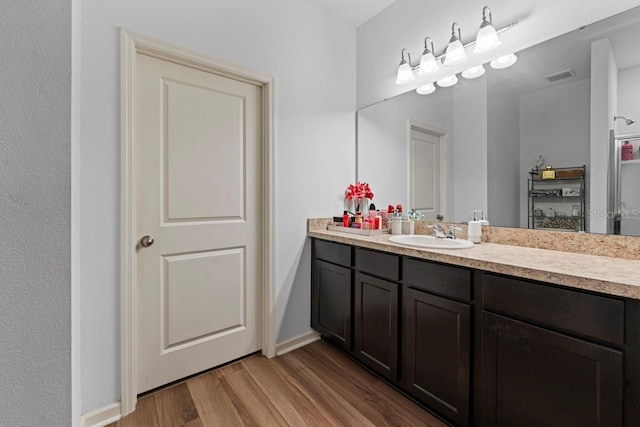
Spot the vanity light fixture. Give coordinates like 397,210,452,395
416,83,436,95
418,37,440,75
437,74,458,87
443,23,467,66
474,6,502,54
461,64,486,79
395,48,415,85
490,53,518,69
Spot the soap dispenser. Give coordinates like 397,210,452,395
468,210,482,244
479,210,489,226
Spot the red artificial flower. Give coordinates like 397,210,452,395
344,182,374,201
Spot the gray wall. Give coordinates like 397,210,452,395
0,0,72,426
488,92,521,227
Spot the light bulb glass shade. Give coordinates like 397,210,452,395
474,24,501,53
395,61,415,85
443,38,467,66
418,51,439,75
437,74,458,87
416,83,436,95
461,65,486,79
490,53,517,69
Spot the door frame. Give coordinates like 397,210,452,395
120,29,275,416
406,119,449,221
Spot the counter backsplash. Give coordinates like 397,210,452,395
308,218,640,261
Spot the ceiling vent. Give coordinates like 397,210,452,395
545,69,577,82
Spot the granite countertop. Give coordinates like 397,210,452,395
308,228,640,300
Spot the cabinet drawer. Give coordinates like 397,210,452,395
404,258,472,301
314,239,352,267
483,273,624,345
355,248,400,281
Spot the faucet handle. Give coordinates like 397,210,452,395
446,225,462,239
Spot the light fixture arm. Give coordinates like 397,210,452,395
450,22,462,42
401,47,412,65
481,6,493,26
423,36,435,53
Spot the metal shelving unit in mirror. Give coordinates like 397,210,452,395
528,166,586,232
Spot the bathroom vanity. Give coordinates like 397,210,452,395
309,226,640,427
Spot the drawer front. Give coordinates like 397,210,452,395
314,239,352,267
355,248,400,281
483,274,624,345
404,258,472,301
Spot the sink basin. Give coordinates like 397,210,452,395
389,235,474,249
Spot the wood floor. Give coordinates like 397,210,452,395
110,340,448,426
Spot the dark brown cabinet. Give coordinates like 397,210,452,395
311,240,353,351
480,312,624,427
354,272,399,381
403,287,471,427
310,238,640,427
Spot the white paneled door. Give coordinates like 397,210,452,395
409,127,442,221
135,52,262,393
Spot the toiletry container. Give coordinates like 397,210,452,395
468,221,481,243
622,141,634,160
402,216,414,234
479,210,489,226
468,210,481,243
391,216,403,235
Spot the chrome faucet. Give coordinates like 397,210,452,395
430,224,447,238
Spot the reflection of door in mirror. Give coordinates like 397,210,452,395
409,125,447,221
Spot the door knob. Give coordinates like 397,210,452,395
140,235,155,247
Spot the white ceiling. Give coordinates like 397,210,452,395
306,0,397,27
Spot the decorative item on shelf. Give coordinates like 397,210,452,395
534,154,545,172
541,165,556,179
555,168,584,178
345,181,374,216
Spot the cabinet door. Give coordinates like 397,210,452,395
311,259,352,351
354,272,399,381
480,312,623,427
403,287,471,427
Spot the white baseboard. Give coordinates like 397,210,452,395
80,402,121,427
275,330,320,356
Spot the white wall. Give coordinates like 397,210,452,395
0,1,72,425
617,65,640,135
590,39,617,233
79,0,355,414
357,89,453,211
519,78,591,227
356,0,639,109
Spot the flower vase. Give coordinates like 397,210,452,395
357,197,369,216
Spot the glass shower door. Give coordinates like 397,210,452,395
612,132,640,236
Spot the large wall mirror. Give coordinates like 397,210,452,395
357,6,640,236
